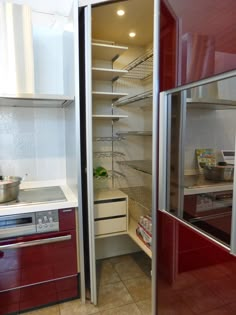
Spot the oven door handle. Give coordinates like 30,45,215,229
0,234,71,250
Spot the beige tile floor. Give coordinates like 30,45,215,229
24,252,152,315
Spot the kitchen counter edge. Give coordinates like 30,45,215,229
0,184,78,216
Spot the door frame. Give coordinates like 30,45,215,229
77,0,160,312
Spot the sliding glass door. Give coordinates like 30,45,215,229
158,71,236,314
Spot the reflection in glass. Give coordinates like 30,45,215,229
161,0,236,86
168,75,236,246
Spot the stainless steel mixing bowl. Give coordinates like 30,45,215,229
0,176,22,203
203,166,234,181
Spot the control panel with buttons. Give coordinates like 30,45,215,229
36,210,59,233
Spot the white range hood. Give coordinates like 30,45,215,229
187,78,236,109
0,2,74,107
0,2,35,95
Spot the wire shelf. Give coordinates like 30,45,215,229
94,170,125,181
116,131,152,136
114,90,153,107
93,136,124,142
93,151,125,158
117,160,152,175
123,50,153,80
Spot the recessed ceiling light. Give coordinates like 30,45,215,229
117,9,125,16
129,32,136,38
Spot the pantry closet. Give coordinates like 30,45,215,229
78,0,156,309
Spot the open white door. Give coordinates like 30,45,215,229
77,3,97,304
77,0,159,312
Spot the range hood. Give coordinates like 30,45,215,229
0,3,74,108
0,2,34,95
0,93,74,108
187,78,236,110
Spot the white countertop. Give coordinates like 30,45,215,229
184,183,233,195
184,173,233,195
0,180,78,216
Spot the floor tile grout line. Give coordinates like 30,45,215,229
121,276,152,304
98,301,136,313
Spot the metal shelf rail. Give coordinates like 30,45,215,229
93,151,125,158
94,170,125,181
116,131,152,136
122,49,153,80
117,160,152,175
114,90,152,107
93,136,124,142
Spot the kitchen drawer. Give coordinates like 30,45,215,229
20,231,77,286
0,289,20,315
20,276,78,312
20,281,57,311
0,230,77,290
95,217,127,236
94,199,127,219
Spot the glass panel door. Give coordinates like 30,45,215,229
166,74,236,248
158,72,236,315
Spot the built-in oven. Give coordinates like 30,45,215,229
0,208,78,315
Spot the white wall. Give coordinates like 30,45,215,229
0,107,66,181
33,27,64,95
0,6,75,183
185,109,236,170
13,0,73,17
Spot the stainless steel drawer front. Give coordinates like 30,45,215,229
0,234,71,250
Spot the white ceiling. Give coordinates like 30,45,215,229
92,0,154,46
6,0,154,45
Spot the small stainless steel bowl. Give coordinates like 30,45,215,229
203,166,234,181
0,176,22,203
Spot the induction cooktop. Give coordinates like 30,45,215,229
0,186,67,206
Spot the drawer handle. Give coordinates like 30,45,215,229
62,209,73,212
0,235,71,250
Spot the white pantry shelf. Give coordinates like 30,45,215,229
92,42,128,61
92,91,128,101
92,67,128,81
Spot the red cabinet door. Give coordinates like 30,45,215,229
0,290,20,315
0,208,78,313
0,230,77,289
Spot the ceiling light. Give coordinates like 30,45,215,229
117,9,125,16
129,32,136,38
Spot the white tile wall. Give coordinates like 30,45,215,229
0,107,66,181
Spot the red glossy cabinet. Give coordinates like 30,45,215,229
160,1,177,91
157,210,236,314
160,0,236,88
0,208,79,314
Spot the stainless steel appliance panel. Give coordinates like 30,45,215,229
0,210,59,239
